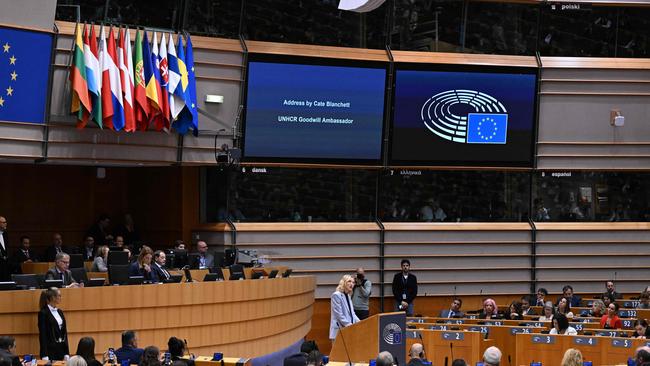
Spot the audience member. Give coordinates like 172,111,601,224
75,337,102,366
283,353,307,366
44,233,69,262
152,250,171,282
638,292,650,309
352,267,371,320
87,214,113,246
604,280,622,299
168,337,194,366
550,313,577,335
506,301,524,320
479,298,501,319
392,259,418,316
561,285,582,307
535,288,548,306
306,350,323,366
634,320,650,339
38,287,69,360
560,348,583,366
329,274,360,341
192,241,213,269
556,297,574,319
129,246,158,283
407,343,426,366
91,246,109,272
115,330,144,365
114,235,125,248
590,300,606,318
115,213,140,246
139,346,161,366
602,292,616,307
482,346,501,366
451,360,467,366
520,296,533,316
0,216,9,281
538,301,555,322
635,346,650,366
0,336,20,366
67,356,87,366
376,351,395,366
174,240,186,251
45,253,80,288
12,235,37,267
601,302,623,329
441,298,464,318
79,236,95,261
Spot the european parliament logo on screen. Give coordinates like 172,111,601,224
420,89,508,144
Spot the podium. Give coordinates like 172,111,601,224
330,312,406,365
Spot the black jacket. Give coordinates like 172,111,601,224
38,306,69,360
392,272,418,304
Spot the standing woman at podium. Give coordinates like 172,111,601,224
330,274,360,342
37,287,69,361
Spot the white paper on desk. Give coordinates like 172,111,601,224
338,0,387,12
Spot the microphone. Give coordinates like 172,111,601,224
444,357,448,366
418,333,428,363
450,342,454,362
336,321,354,366
183,339,195,360
508,355,512,366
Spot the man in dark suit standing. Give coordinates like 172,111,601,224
0,216,11,281
45,253,81,288
392,259,418,316
152,250,171,282
44,233,70,263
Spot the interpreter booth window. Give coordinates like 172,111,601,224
532,172,650,222
379,170,531,222
202,167,378,223
185,0,242,38
391,0,463,53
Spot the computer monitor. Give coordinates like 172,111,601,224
128,276,144,285
203,273,222,282
228,264,245,280
213,251,225,268
207,267,224,281
166,249,188,269
68,254,84,269
108,251,129,266
282,269,292,278
11,274,40,289
0,282,17,291
86,278,105,287
188,253,201,269
164,274,183,283
224,249,236,267
108,264,130,285
44,279,63,288
268,269,279,279
70,268,88,284
183,267,193,283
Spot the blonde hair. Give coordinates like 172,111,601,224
67,355,88,366
561,348,583,366
336,274,355,294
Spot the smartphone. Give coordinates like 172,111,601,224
108,348,116,364
163,352,171,365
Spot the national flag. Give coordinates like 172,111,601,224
174,33,198,136
166,33,186,119
118,27,135,132
466,113,508,144
70,23,91,127
142,31,162,130
148,32,166,131
157,33,171,132
84,24,102,128
99,25,114,130
133,29,149,130
105,26,125,130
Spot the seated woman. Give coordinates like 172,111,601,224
600,302,623,329
168,337,194,366
589,300,606,318
478,298,502,320
128,246,158,283
538,301,555,322
505,301,524,320
139,346,161,366
637,292,650,310
549,313,577,335
633,320,650,339
556,297,574,319
602,293,616,308
91,246,109,272
75,337,102,366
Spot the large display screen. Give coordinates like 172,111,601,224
390,65,537,167
243,55,387,163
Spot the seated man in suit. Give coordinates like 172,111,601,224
192,241,213,269
79,236,95,261
44,233,71,262
168,337,194,366
11,235,37,272
0,336,21,366
559,284,582,307
152,250,171,282
440,298,464,318
45,253,81,288
115,330,144,365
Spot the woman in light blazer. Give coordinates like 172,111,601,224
329,274,360,342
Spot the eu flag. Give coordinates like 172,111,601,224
0,26,53,124
466,113,508,144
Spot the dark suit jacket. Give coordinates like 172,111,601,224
0,348,21,366
0,231,10,281
152,263,171,281
392,272,418,304
45,268,77,286
12,248,37,264
440,309,465,318
79,246,95,261
44,245,71,263
38,306,69,360
115,345,144,364
128,262,159,283
558,295,582,307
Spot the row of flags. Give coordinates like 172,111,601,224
70,23,198,135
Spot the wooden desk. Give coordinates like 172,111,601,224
192,355,251,366
0,276,316,359
406,329,491,366
21,262,52,274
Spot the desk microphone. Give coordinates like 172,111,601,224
336,321,354,366
508,355,512,366
183,339,195,360
449,342,454,362
418,333,428,363
444,357,448,366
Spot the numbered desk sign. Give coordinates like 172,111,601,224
623,320,634,328
574,337,598,346
485,321,503,326
468,326,489,334
430,325,447,331
406,331,419,339
572,323,584,331
612,339,632,348
510,327,532,335
532,335,556,344
442,332,464,341
621,310,637,318
597,331,618,337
